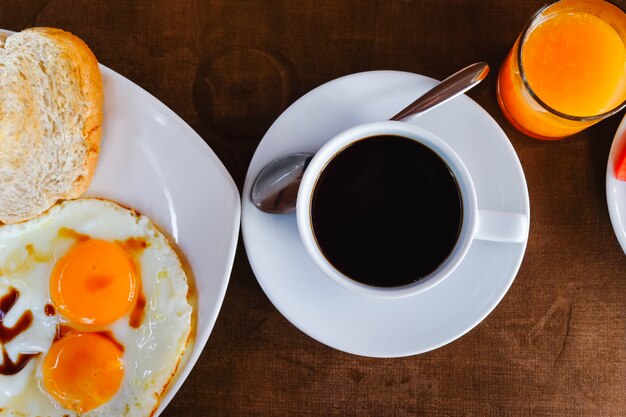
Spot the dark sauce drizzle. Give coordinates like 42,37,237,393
116,237,148,329
54,324,124,353
44,303,55,317
54,324,73,342
0,288,39,375
95,330,125,353
129,286,146,329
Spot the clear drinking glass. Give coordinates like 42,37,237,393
496,0,626,140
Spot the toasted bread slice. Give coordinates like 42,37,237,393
0,27,103,224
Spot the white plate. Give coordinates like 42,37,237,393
1,30,241,415
242,70,530,358
607,115,626,253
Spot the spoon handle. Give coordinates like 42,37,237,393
390,62,489,122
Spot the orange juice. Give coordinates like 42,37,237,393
497,0,626,139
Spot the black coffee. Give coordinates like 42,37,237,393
311,135,462,287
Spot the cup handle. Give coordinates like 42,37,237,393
475,210,528,243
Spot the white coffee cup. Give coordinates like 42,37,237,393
296,121,528,298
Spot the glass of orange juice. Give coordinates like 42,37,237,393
497,0,626,140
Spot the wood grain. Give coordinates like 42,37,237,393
2,1,626,415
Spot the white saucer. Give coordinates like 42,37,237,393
606,114,626,253
242,70,530,357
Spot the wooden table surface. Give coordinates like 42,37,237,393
3,1,626,415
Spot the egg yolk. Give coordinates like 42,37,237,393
50,239,136,327
42,332,124,412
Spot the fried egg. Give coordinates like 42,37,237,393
0,198,193,417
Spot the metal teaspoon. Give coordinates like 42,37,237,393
251,62,489,214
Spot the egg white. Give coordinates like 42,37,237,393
0,198,193,417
